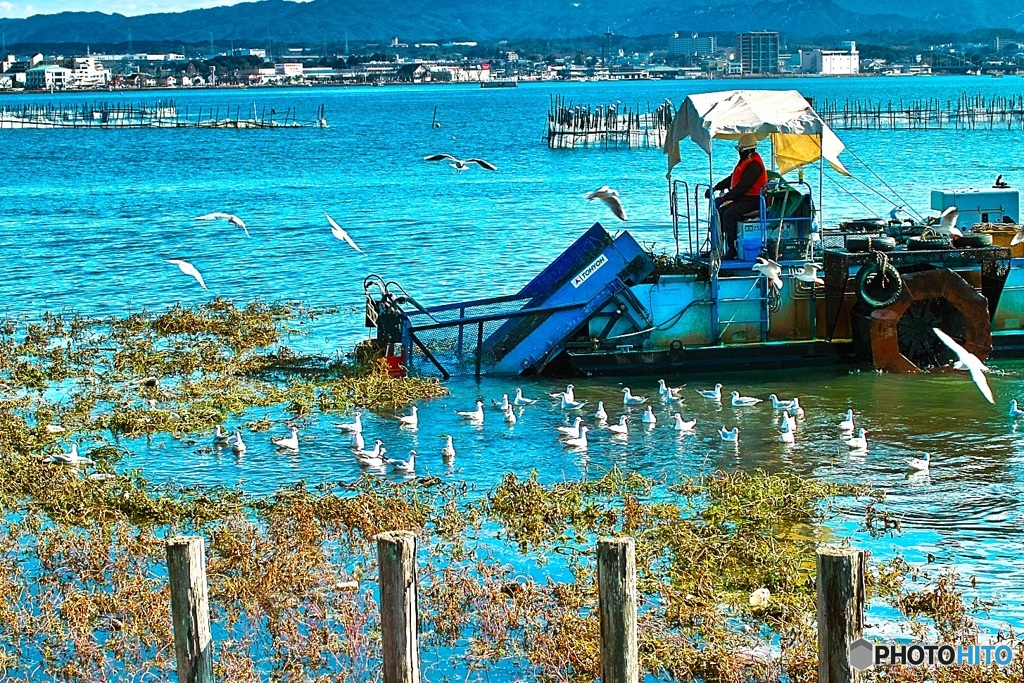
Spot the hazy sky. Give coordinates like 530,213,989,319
0,0,281,19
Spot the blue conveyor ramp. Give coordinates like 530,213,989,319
400,223,655,377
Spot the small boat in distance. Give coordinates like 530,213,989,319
481,78,518,89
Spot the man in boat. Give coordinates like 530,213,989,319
706,133,768,260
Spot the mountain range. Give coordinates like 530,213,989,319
0,0,1015,48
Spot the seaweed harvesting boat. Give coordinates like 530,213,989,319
480,77,518,88
364,90,1024,378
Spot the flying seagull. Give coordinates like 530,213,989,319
195,212,250,238
167,259,208,290
752,257,783,290
932,327,994,404
424,154,498,172
326,212,366,254
932,206,963,237
587,185,627,221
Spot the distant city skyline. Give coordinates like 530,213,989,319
0,0,299,19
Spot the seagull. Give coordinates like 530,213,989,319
561,393,588,410
456,400,485,423
551,384,575,401
44,424,65,433
424,153,498,172
791,397,805,418
846,428,868,450
778,410,796,432
778,418,795,444
557,416,584,437
752,257,783,290
563,426,589,450
503,404,517,424
606,415,629,435
794,262,824,285
271,426,299,451
354,441,387,468
658,379,684,401
586,185,627,221
909,452,931,472
513,388,536,406
351,431,365,451
622,388,648,405
195,212,250,238
167,259,208,290
994,174,1008,188
1011,400,1024,418
641,406,657,425
720,426,739,442
442,435,456,461
334,413,363,434
932,206,963,237
731,391,762,407
1013,226,1024,247
491,393,511,411
231,431,246,454
391,450,417,475
42,443,94,465
671,413,696,431
326,212,366,255
594,401,608,421
839,409,855,432
213,425,232,446
398,405,418,427
932,327,994,404
768,394,797,410
697,384,723,401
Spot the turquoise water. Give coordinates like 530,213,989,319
5,76,1024,637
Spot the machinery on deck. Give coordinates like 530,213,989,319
363,90,1024,379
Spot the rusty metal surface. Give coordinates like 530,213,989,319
867,269,992,372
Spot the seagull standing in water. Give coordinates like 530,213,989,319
557,417,584,437
513,388,537,406
326,212,366,254
1011,400,1024,418
731,391,762,407
846,428,868,451
697,383,723,401
424,153,498,172
720,426,739,442
442,435,456,461
769,394,797,410
335,413,363,434
932,327,994,404
231,431,247,454
563,426,589,450
778,417,795,444
752,257,783,290
42,443,94,465
658,379,684,401
672,413,696,431
456,400,485,423
561,393,588,410
272,426,300,451
391,450,417,475
213,425,232,446
195,212,250,238
641,406,657,425
908,453,931,472
606,415,629,435
622,388,648,405
503,404,517,424
594,401,608,422
492,393,511,411
398,405,418,428
167,259,208,290
839,409,855,432
587,185,628,221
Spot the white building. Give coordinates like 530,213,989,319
668,33,717,57
275,62,303,77
25,65,71,90
801,42,860,75
69,57,110,88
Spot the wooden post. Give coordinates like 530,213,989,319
597,537,638,683
377,531,420,683
166,537,214,683
817,546,866,683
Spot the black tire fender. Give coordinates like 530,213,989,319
856,261,903,308
953,233,993,248
908,236,953,251
846,235,896,253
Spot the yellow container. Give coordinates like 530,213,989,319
972,223,1024,257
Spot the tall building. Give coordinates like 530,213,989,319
736,31,779,74
668,33,717,57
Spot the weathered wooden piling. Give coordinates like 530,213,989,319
818,92,1024,130
816,546,866,683
597,537,639,683
377,530,420,683
546,93,673,148
166,536,214,683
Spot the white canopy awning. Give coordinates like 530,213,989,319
663,89,851,177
